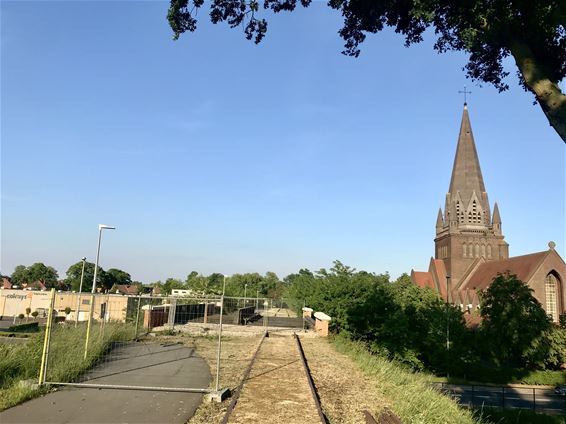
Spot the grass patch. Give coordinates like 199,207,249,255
0,322,135,411
0,332,31,338
330,333,480,424
476,407,566,424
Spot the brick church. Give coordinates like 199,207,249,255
411,103,565,323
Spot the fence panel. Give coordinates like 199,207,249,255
41,293,214,393
165,296,307,330
39,293,313,393
436,382,566,414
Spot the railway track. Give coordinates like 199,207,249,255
221,331,327,424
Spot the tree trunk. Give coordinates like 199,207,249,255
510,41,566,144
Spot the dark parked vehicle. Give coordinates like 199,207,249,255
555,385,566,396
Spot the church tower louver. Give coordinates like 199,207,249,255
434,103,509,284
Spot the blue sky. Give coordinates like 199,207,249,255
1,1,564,283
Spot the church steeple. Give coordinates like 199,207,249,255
442,104,491,229
434,103,508,284
448,104,486,204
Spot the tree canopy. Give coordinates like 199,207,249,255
168,0,566,143
106,268,132,287
284,263,467,373
10,263,59,288
478,273,552,368
64,262,129,292
65,261,105,292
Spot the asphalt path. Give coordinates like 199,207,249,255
1,341,211,424
439,383,565,414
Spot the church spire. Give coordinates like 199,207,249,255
492,202,502,234
436,207,444,233
448,104,486,202
492,202,501,224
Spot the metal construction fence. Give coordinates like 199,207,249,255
435,382,566,415
161,296,307,330
37,290,310,394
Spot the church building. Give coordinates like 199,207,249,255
411,103,565,323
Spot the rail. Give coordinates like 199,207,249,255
220,331,328,423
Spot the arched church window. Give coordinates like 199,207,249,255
545,274,559,322
487,244,492,259
475,244,480,257
463,243,467,258
481,244,486,257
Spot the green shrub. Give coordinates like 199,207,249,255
7,322,39,333
476,407,565,424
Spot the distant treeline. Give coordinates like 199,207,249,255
5,259,565,379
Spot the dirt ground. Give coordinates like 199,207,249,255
151,329,388,424
300,336,388,424
263,307,298,318
154,322,311,337
228,333,320,424
190,334,262,423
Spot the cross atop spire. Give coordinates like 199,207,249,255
458,86,472,104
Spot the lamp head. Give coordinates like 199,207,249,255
81,257,86,261
99,224,116,230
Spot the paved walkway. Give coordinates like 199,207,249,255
1,342,211,424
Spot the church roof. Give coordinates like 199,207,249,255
460,251,549,291
112,284,139,295
430,259,448,300
448,104,486,203
411,271,435,290
463,313,482,329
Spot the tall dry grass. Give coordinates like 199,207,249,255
331,334,480,424
0,322,134,411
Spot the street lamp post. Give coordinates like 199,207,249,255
244,284,247,307
74,257,87,328
84,224,115,359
